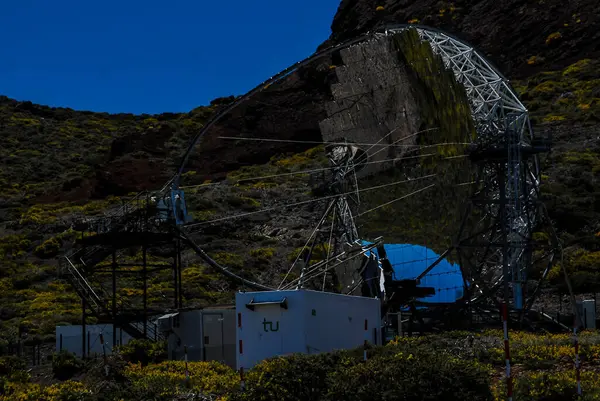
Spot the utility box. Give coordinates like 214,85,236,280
236,289,382,370
577,300,596,329
158,307,236,369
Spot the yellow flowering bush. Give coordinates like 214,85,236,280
481,330,600,367
0,380,93,401
389,330,600,369
123,360,239,399
545,31,563,45
387,335,421,346
492,371,600,400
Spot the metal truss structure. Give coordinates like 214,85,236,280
376,26,540,311
294,142,386,296
169,24,550,313
60,24,565,336
59,192,185,349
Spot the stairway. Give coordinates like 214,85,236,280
76,191,151,235
61,256,103,314
70,245,113,270
60,190,181,342
61,255,165,342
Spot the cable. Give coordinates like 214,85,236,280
281,242,381,290
323,210,337,291
179,150,469,191
356,184,436,218
417,270,463,278
180,152,431,190
280,188,451,287
346,127,438,169
86,323,109,357
363,127,438,157
365,130,425,161
278,199,336,289
183,174,437,229
218,135,469,149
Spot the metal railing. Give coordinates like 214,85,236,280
61,256,165,341
62,256,103,313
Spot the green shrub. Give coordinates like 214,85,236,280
190,209,216,221
226,195,261,210
33,237,61,258
287,243,331,262
51,350,84,380
211,252,244,270
0,234,31,259
250,248,275,261
0,355,26,377
326,346,492,401
232,344,493,401
545,32,562,45
231,352,348,401
116,339,167,366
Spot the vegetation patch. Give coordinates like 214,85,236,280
52,350,85,380
0,331,600,400
493,370,600,400
232,342,493,401
33,237,61,258
514,58,600,124
0,380,94,401
123,360,238,399
225,195,261,211
211,252,244,269
116,339,167,366
250,247,275,261
287,243,331,263
547,248,600,292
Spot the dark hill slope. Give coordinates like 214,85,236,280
0,95,190,204
0,63,331,205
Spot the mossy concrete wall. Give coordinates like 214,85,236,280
319,35,422,177
321,29,477,256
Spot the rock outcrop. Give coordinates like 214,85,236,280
323,0,600,79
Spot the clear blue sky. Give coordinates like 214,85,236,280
0,0,340,114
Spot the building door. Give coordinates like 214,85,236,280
202,313,224,363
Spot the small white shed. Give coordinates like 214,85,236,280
55,324,133,357
236,289,382,370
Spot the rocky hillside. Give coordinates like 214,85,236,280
0,0,599,347
325,0,600,79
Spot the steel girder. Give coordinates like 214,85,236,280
374,26,540,309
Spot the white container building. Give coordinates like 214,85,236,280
577,300,597,329
157,307,236,369
236,289,382,370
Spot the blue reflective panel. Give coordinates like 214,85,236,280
361,241,465,305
